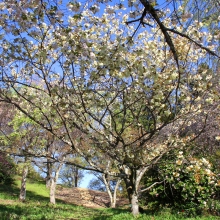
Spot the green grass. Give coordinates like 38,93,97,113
0,178,219,219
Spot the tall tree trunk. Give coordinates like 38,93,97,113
49,160,64,204
74,167,78,187
103,174,113,207
19,157,30,202
123,176,133,207
46,159,52,188
123,177,140,216
124,184,141,215
102,174,121,208
131,191,139,215
50,178,56,204
112,178,121,208
122,167,148,216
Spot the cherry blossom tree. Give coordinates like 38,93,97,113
0,0,219,215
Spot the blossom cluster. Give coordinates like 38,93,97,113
169,151,219,208
0,0,219,184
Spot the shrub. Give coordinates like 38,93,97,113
141,150,220,216
0,152,15,185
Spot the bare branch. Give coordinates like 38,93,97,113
139,180,164,193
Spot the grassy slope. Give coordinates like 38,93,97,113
0,178,219,220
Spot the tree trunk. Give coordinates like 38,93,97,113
112,178,121,208
19,157,30,202
131,192,139,216
122,167,148,216
103,174,113,207
123,178,140,216
74,167,78,187
102,174,121,208
46,159,52,188
50,178,56,204
49,160,64,204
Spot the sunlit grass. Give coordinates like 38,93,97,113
14,177,50,198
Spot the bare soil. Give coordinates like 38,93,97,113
56,186,129,208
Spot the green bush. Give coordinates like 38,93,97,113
141,151,220,217
0,152,15,185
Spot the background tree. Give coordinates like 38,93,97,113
0,104,38,201
88,170,122,208
0,106,73,204
30,135,74,204
10,112,42,202
88,173,107,192
59,164,84,188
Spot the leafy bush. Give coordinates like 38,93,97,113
0,152,15,184
141,151,220,216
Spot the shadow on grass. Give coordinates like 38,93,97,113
0,201,130,220
91,208,130,220
0,183,20,200
26,190,50,203
0,204,24,220
0,183,131,220
0,183,49,203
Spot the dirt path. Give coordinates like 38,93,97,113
56,186,129,208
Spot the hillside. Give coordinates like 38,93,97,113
56,186,129,208
0,178,131,220
0,177,128,208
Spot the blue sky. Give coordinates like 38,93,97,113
79,172,94,188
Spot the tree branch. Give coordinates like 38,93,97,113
139,180,164,193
